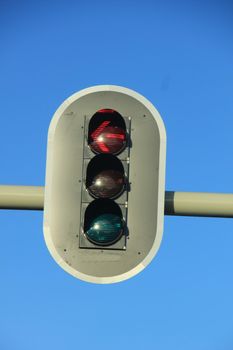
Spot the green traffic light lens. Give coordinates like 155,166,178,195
84,199,124,246
86,213,123,246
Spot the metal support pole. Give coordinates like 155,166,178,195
0,186,233,218
165,191,233,218
0,186,44,210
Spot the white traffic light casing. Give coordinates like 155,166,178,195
43,85,166,284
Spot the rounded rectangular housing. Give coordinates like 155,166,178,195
43,85,166,284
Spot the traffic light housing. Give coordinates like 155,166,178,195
43,85,166,284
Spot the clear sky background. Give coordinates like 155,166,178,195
1,0,233,349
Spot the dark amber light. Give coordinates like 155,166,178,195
86,154,125,199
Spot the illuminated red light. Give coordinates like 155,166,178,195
105,133,125,140
96,139,109,153
91,121,110,140
98,109,115,113
90,126,126,154
89,109,126,154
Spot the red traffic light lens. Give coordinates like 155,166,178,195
90,125,126,154
88,109,126,155
86,154,125,199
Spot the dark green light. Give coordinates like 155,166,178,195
86,213,123,245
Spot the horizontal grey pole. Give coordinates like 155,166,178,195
0,186,233,218
0,186,44,210
165,191,233,218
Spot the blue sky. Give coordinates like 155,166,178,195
1,0,233,349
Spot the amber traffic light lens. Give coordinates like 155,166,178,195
86,154,125,199
88,109,126,155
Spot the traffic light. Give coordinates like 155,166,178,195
43,85,166,284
